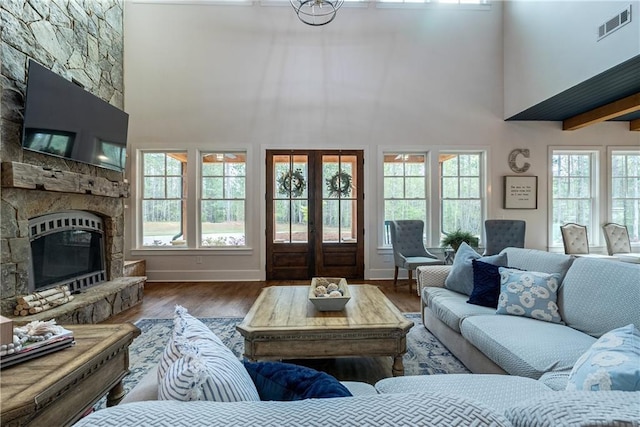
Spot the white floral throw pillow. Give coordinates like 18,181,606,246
566,324,640,391
496,268,563,324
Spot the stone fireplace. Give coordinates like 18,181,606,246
0,162,144,322
0,1,144,323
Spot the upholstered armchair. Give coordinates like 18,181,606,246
387,220,444,293
483,219,526,255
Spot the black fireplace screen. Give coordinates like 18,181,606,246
28,211,106,293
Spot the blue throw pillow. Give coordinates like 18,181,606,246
444,242,508,296
243,361,353,401
566,324,640,391
467,260,502,308
496,267,562,324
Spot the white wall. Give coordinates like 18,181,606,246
123,0,639,282
504,0,640,118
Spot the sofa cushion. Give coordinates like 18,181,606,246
422,286,459,307
460,315,596,379
445,243,508,296
496,268,562,324
566,324,640,391
559,257,640,338
158,306,259,402
468,260,502,308
73,393,514,427
243,361,352,400
428,290,495,333
504,391,640,427
537,370,571,391
500,248,574,281
375,374,551,412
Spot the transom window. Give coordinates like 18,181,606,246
550,150,598,246
610,150,640,243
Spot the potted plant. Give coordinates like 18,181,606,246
441,229,479,252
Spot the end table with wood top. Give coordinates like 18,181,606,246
0,323,140,427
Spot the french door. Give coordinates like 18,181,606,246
266,150,364,280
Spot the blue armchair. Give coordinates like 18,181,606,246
388,220,444,293
483,219,526,255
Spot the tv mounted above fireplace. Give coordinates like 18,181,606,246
21,60,129,172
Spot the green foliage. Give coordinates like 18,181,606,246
440,229,479,252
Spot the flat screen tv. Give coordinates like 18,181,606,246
21,60,129,172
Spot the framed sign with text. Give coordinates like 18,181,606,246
504,176,538,209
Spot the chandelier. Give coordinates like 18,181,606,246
290,0,345,26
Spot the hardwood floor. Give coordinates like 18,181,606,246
104,279,421,324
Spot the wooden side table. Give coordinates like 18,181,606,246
1,323,140,427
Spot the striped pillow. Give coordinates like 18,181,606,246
158,305,259,402
158,305,225,381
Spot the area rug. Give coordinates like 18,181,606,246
96,313,469,409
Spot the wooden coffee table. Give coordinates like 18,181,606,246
237,285,414,376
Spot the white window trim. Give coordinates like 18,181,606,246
607,146,640,249
547,146,604,249
376,146,488,251
437,149,487,246
130,146,254,256
377,148,434,248
376,151,433,249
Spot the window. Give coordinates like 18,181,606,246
201,152,247,246
610,150,640,243
550,150,598,246
323,154,358,243
141,152,187,247
383,153,428,244
440,152,483,239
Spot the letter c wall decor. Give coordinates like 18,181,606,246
508,149,531,174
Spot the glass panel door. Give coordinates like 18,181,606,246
266,150,363,280
273,154,309,243
322,154,358,243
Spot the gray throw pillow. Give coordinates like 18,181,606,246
445,242,508,296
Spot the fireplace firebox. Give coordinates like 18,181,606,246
28,211,107,293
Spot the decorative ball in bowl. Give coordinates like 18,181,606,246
309,278,351,311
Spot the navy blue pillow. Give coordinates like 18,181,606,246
243,361,352,401
467,259,502,308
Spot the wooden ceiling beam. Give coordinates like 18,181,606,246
630,118,640,131
563,92,640,131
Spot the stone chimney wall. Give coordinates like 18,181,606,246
1,0,126,316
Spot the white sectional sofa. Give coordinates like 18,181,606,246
73,249,640,426
418,247,640,387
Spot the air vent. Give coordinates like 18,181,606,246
598,5,632,41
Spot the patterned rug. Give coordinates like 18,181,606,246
97,313,468,409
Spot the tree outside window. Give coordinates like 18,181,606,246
201,152,246,247
440,153,483,240
550,151,597,246
383,153,428,244
611,151,640,243
141,152,186,246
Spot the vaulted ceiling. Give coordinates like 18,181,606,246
506,55,640,131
